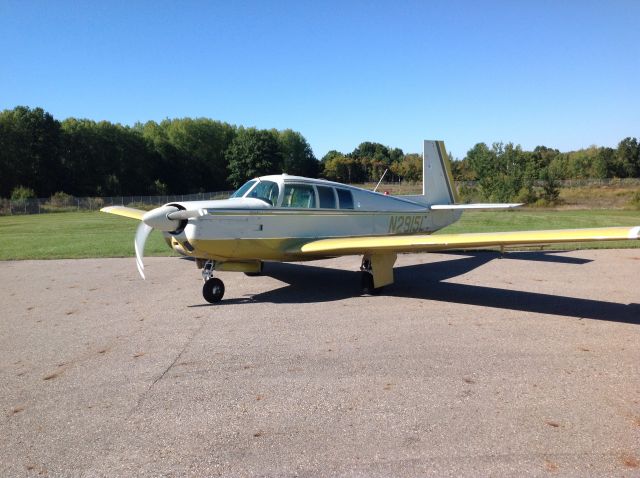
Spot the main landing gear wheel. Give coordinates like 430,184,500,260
361,272,380,295
203,278,225,303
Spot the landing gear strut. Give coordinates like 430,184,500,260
202,260,225,303
360,258,379,295
359,254,397,296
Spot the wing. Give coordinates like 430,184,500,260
300,226,640,255
101,206,146,221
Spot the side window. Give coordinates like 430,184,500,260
336,188,354,209
247,180,279,205
316,186,336,209
282,184,317,208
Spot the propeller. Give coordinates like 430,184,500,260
133,205,205,279
135,222,152,279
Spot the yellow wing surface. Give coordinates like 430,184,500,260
101,206,146,221
300,226,640,255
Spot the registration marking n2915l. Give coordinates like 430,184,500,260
388,215,429,234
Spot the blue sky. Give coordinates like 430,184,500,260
1,0,638,159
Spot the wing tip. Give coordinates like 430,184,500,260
100,205,146,220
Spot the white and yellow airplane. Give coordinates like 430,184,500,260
102,140,640,303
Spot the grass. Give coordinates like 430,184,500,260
559,185,640,209
0,209,639,261
0,212,175,260
356,182,640,210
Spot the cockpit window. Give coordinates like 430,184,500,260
246,180,280,206
230,180,257,198
282,184,317,208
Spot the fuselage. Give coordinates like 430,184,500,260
165,174,462,262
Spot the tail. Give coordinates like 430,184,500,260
399,140,457,206
401,140,522,210
422,140,457,205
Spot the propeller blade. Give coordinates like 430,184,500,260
134,222,153,279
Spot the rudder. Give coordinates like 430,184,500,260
422,140,458,205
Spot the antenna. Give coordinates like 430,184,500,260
373,168,389,193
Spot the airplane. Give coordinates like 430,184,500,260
102,140,640,303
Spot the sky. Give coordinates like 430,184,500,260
1,0,639,160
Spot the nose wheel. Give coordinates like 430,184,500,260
203,277,225,303
201,260,225,303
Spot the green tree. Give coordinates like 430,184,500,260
276,129,319,177
161,118,236,192
466,142,532,202
390,154,422,182
530,146,559,172
226,128,283,187
10,185,36,200
614,137,639,178
98,122,154,195
60,118,98,196
450,158,476,181
598,147,616,178
321,153,349,182
137,120,185,193
539,167,560,204
349,142,404,182
321,153,366,183
0,106,62,197
320,150,344,165
465,143,496,200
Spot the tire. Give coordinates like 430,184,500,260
203,278,225,303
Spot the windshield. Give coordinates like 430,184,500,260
230,180,257,198
246,180,280,205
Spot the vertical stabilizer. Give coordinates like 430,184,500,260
422,140,457,205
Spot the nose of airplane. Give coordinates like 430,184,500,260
141,205,182,232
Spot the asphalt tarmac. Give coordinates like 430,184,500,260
1,250,639,477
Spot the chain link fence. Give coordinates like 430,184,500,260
360,178,640,194
3,178,639,216
0,191,234,216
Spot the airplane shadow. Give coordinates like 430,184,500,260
193,251,640,325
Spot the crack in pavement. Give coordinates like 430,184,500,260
80,318,207,477
131,319,207,414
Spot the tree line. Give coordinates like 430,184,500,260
0,106,318,198
450,140,640,203
1,106,638,204
319,137,639,205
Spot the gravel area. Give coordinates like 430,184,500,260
1,250,639,477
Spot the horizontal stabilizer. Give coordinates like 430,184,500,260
430,203,523,210
100,206,146,221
